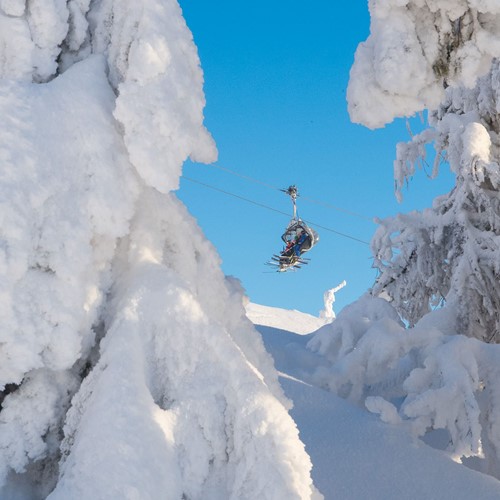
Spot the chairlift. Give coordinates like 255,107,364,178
267,185,319,272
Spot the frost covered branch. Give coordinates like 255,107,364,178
372,62,500,342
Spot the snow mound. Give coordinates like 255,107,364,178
305,294,500,482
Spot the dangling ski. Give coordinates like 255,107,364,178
266,257,308,272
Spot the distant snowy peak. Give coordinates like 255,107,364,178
246,303,329,335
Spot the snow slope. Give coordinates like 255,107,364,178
249,303,500,500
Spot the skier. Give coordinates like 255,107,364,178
292,227,310,256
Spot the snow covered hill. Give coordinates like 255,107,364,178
248,302,500,500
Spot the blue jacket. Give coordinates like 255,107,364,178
294,233,308,256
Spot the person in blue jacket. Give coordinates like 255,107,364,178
293,228,309,256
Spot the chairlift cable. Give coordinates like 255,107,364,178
208,163,279,191
182,175,370,246
204,163,374,222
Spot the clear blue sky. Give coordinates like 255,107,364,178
177,1,454,316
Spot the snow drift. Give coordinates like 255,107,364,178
0,1,315,498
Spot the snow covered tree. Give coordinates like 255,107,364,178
303,0,500,477
372,71,500,340
0,1,316,498
319,281,346,321
347,0,500,342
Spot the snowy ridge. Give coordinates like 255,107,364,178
246,303,329,335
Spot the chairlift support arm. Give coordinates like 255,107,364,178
282,185,298,219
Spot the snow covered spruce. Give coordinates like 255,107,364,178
309,0,500,482
306,295,500,480
372,61,500,343
0,1,316,498
349,0,500,343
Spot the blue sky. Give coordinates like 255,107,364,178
177,1,455,316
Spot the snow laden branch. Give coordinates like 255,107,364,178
347,0,500,129
347,0,500,343
373,61,500,342
0,0,216,191
307,296,500,479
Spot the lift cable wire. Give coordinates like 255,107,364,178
182,175,371,246
205,163,374,222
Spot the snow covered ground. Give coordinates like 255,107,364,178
247,302,500,500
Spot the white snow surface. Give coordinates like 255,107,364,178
246,303,329,335
252,302,500,500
